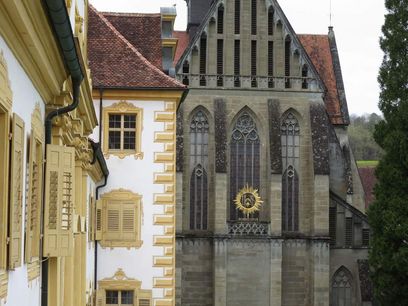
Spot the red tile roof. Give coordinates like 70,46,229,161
358,167,377,209
173,31,190,65
298,34,345,125
102,12,163,69
88,6,185,89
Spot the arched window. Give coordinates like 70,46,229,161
268,7,274,35
189,110,209,230
285,35,291,88
217,5,224,34
331,267,353,306
182,61,190,85
302,64,308,89
199,33,207,86
230,112,260,220
281,112,300,231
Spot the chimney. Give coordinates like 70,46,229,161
185,0,214,38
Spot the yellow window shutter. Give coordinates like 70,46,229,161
121,203,136,241
43,144,75,257
8,113,24,269
95,289,105,306
95,199,102,241
138,289,152,306
25,132,43,263
105,202,120,241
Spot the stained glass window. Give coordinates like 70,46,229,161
189,110,209,230
331,267,352,306
230,112,260,220
281,112,300,231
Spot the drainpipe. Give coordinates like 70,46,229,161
41,1,84,305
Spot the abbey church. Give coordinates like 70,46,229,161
0,0,372,305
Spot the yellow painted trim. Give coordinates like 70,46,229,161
161,15,176,22
27,259,40,282
99,189,143,249
152,101,176,305
102,101,144,160
0,270,8,300
98,269,152,306
93,89,184,106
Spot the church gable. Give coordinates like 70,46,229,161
176,0,325,92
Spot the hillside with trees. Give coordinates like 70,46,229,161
348,113,383,161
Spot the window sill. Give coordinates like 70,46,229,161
99,240,143,249
104,151,144,160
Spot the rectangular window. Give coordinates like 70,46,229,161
362,228,370,247
217,6,224,34
268,41,274,88
96,189,142,248
251,0,257,35
217,39,224,87
268,8,274,35
103,102,143,159
108,114,137,150
329,206,337,246
234,40,240,87
285,37,291,88
106,290,134,305
251,40,257,88
234,0,240,34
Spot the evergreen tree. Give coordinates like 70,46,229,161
368,0,408,304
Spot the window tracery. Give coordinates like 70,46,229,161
331,267,353,306
230,112,260,220
189,110,209,230
281,112,300,231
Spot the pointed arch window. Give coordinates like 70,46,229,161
331,267,353,306
285,35,291,88
302,64,308,89
234,0,240,34
281,112,300,232
189,110,209,230
230,112,260,220
199,33,207,86
268,7,274,35
217,5,224,34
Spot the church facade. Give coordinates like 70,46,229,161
173,0,372,305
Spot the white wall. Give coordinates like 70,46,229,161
0,35,45,306
91,99,167,299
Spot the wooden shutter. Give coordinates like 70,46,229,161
138,290,152,306
121,203,136,241
105,202,121,241
25,133,43,262
95,199,102,241
8,113,24,269
43,144,75,257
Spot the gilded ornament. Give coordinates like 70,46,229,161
234,184,263,218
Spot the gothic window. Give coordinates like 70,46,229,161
268,7,274,35
217,5,224,34
285,35,291,88
234,0,240,34
234,40,240,87
199,33,207,86
302,64,309,89
281,112,300,232
182,61,189,85
268,41,274,88
331,267,353,306
217,39,224,87
189,110,209,230
251,0,257,35
230,112,260,220
251,40,257,88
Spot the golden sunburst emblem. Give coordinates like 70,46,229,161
234,184,263,217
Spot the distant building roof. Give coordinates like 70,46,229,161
358,167,377,208
88,5,185,89
298,34,349,125
173,31,190,65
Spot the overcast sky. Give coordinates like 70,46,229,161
91,0,386,115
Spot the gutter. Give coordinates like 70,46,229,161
41,1,84,305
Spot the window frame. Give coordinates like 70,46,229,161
97,269,152,306
103,101,143,160
97,189,143,249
